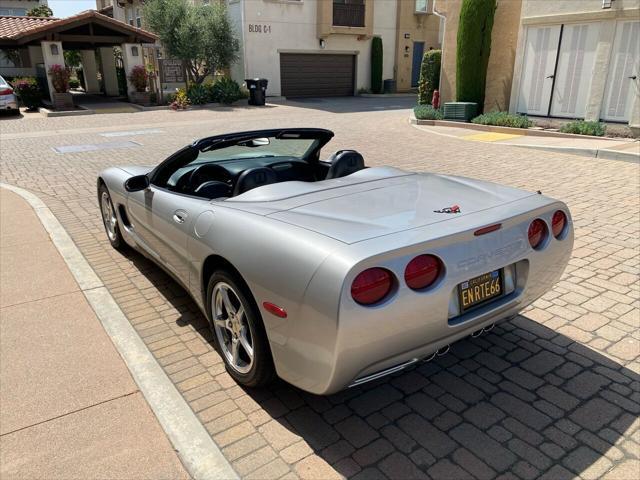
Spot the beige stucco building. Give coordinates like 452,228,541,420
0,0,46,16
437,0,639,128
228,0,442,97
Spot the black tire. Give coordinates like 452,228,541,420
98,184,125,250
206,270,276,388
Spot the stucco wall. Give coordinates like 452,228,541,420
230,0,397,96
394,0,441,92
483,0,522,112
436,0,521,109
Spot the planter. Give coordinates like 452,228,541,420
130,91,151,106
52,92,73,110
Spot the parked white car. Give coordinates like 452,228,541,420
0,75,19,115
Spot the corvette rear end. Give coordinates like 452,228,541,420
265,176,573,394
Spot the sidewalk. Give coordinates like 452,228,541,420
411,121,640,162
0,188,189,479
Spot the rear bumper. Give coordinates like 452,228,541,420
274,198,573,394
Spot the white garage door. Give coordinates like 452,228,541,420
518,23,599,118
602,21,639,122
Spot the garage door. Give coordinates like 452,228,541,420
280,54,355,98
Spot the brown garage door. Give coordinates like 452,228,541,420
280,53,355,98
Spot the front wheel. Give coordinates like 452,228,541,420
99,184,125,250
207,270,276,388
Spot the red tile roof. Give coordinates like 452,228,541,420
0,15,59,40
0,10,157,43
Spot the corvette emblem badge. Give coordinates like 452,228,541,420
434,204,461,214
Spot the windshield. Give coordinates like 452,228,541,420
197,137,319,164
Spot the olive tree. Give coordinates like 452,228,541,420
144,0,239,84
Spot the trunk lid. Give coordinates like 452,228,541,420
266,173,536,243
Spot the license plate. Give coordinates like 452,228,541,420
458,269,503,312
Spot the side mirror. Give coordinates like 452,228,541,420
124,174,150,192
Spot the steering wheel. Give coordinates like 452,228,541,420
186,164,232,192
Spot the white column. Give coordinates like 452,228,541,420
41,40,64,103
80,50,100,94
99,47,119,96
121,43,144,98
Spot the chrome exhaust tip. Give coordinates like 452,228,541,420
471,329,484,338
484,323,495,332
436,345,450,356
423,352,437,362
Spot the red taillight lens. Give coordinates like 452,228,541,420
405,254,442,290
0,88,12,96
528,219,548,249
551,210,566,238
351,268,393,305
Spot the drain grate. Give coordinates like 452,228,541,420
52,141,142,154
100,129,163,137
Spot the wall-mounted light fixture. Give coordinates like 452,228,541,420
50,44,59,56
131,46,139,56
404,45,410,53
602,0,613,8
319,39,326,49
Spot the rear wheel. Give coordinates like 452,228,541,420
99,184,124,250
207,270,276,387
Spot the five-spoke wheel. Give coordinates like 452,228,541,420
98,184,124,249
212,282,254,374
207,270,276,387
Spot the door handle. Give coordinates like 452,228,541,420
629,75,637,80
546,74,555,79
173,212,187,224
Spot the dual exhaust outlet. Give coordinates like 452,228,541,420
423,323,495,363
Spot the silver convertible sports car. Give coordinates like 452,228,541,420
98,128,573,394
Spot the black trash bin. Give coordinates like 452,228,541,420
245,78,268,106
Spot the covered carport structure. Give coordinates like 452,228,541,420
0,10,157,103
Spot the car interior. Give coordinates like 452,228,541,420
160,147,366,200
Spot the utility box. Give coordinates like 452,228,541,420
443,102,478,122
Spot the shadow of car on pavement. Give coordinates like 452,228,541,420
120,248,638,480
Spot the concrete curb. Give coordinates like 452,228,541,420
410,113,639,141
0,183,239,480
410,119,639,163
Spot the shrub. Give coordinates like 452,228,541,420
210,77,245,104
559,120,606,137
170,88,190,110
127,65,148,93
471,111,532,128
414,104,443,120
47,64,71,93
418,49,441,105
68,78,80,89
456,0,496,109
187,83,209,105
11,77,41,110
371,36,383,94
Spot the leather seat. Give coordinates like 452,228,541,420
194,181,231,199
325,150,365,179
233,167,278,196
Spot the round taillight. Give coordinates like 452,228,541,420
528,219,548,249
552,210,566,238
405,254,442,290
351,268,393,305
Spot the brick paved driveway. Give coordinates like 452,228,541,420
1,98,638,480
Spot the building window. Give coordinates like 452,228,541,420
127,7,134,26
333,0,365,28
415,0,429,13
135,8,142,28
0,8,27,16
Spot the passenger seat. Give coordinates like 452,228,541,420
325,150,365,179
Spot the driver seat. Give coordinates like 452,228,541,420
233,167,278,196
325,150,365,179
